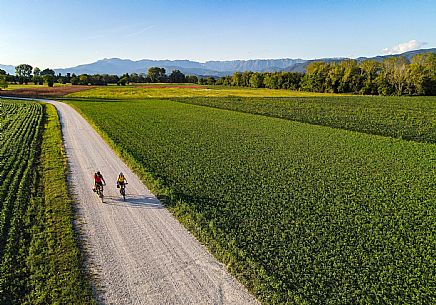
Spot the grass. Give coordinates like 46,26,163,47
67,97,436,305
25,103,95,304
0,99,95,304
173,95,436,143
66,84,344,99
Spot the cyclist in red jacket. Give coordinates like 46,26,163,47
93,171,106,193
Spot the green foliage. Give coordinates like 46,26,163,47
301,61,331,92
32,75,43,85
0,100,42,303
406,53,436,95
0,75,8,90
40,68,55,76
33,67,41,77
218,52,436,96
174,95,436,143
198,76,216,85
168,69,186,83
70,76,79,85
118,76,129,86
15,64,33,84
148,67,167,82
185,75,198,83
0,100,94,304
69,97,436,304
43,74,54,87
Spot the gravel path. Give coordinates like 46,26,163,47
48,100,259,305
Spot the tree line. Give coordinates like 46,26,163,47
2,52,435,95
0,65,199,88
217,52,436,96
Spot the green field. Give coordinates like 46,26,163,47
67,84,342,98
67,95,436,305
174,95,436,143
0,99,94,304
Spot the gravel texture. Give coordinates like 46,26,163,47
50,100,259,305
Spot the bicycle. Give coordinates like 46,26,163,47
95,183,106,202
119,182,128,201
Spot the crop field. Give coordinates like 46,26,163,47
0,85,93,98
68,96,436,304
0,100,43,303
174,95,436,143
1,83,69,90
0,99,93,304
67,84,341,99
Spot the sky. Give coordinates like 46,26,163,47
1,0,435,68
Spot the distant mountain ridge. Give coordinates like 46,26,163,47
52,58,307,77
2,48,435,77
0,64,15,75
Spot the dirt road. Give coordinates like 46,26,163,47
49,100,259,305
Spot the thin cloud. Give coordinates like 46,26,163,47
125,25,156,37
382,40,427,55
84,25,155,40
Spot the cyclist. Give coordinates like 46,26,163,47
117,172,127,192
93,171,106,193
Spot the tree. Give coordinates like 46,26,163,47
339,60,362,93
71,77,79,85
406,53,436,95
0,74,8,90
15,64,33,84
32,67,42,85
40,68,55,76
206,76,216,85
241,71,253,87
359,60,380,95
231,72,243,86
118,76,129,86
280,72,303,90
263,73,279,89
185,75,198,83
249,73,264,88
43,74,55,87
168,70,186,83
0,69,6,75
377,57,408,95
147,67,166,82
325,63,344,93
79,74,89,85
218,76,232,85
300,62,331,92
33,67,41,76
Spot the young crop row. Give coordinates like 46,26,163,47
0,100,94,304
0,100,43,303
173,95,436,144
69,98,436,304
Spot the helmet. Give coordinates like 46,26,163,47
119,172,123,176
97,171,101,175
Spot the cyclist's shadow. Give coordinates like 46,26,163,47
104,194,162,209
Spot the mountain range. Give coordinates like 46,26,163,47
2,48,435,77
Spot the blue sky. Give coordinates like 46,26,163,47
1,0,435,68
